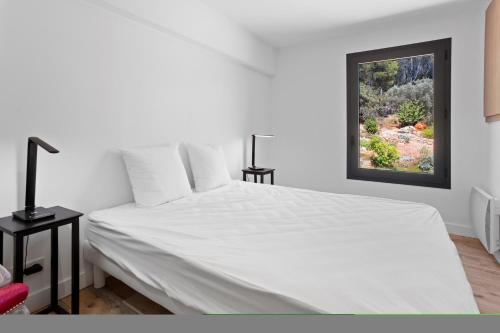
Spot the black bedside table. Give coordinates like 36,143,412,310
0,206,83,314
242,168,275,185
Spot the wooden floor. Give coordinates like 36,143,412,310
450,235,500,313
58,276,171,314
52,235,499,314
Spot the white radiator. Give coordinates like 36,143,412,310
469,187,500,263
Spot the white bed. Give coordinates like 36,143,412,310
85,181,478,314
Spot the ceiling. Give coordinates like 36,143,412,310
199,0,473,47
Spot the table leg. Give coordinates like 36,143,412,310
271,171,274,185
50,227,59,310
71,221,79,314
0,231,3,266
13,234,23,282
242,171,246,181
253,174,257,183
260,174,264,183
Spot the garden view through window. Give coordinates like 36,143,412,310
347,39,450,188
358,54,435,174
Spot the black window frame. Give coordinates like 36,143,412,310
346,38,451,189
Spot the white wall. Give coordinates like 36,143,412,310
87,0,276,76
271,0,490,236
0,0,273,310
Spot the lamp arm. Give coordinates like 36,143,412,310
25,140,38,210
251,135,256,168
29,137,59,153
24,137,59,211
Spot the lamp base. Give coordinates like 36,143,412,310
12,207,55,222
248,166,265,171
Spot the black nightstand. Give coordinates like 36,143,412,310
242,168,275,185
0,206,83,314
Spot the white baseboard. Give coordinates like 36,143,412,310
25,270,93,312
445,222,476,238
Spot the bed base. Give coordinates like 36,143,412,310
83,241,201,314
93,265,106,289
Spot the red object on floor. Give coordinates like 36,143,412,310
0,283,29,314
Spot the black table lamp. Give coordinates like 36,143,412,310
12,137,59,222
249,134,274,170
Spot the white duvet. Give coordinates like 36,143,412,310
87,181,478,314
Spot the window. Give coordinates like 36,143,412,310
346,38,451,189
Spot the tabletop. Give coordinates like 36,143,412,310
0,206,83,236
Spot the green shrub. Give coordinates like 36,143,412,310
364,117,378,134
398,100,426,127
386,79,434,119
360,78,434,122
367,137,400,168
359,83,380,121
418,158,433,172
422,126,433,139
360,139,370,148
417,146,433,172
359,83,392,121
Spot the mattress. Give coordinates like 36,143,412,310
87,181,479,314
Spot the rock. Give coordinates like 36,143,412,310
400,156,414,162
399,134,410,143
398,126,416,134
398,155,415,168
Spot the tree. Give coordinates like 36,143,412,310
359,60,399,92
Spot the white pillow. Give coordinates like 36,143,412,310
187,144,231,192
121,145,192,207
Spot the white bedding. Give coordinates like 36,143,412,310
87,181,478,314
